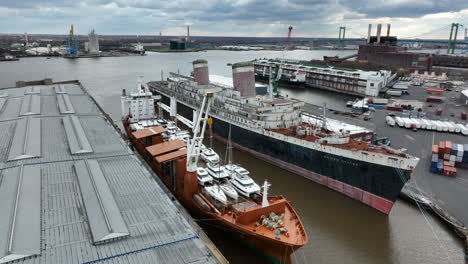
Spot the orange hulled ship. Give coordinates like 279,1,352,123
121,79,307,263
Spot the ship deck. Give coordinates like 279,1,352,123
0,81,224,264
270,123,411,159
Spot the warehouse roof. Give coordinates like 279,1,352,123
0,82,220,264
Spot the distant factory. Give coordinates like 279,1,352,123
358,24,468,72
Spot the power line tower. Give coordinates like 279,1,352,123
337,26,346,49
447,23,460,55
286,26,293,49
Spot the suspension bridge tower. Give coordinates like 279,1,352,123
337,26,346,49
447,23,460,55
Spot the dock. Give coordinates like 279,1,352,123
0,80,226,264
303,93,468,252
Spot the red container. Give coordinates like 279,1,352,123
438,141,445,158
426,89,444,94
385,105,403,112
426,96,444,103
432,145,439,154
445,141,452,154
455,161,461,168
462,112,467,120
436,108,443,115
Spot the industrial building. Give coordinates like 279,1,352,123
85,29,100,55
254,58,394,96
0,80,223,264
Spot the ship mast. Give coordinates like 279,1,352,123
187,92,214,172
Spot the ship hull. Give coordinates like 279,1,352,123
124,123,302,264
156,92,411,214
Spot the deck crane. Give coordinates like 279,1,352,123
187,92,214,172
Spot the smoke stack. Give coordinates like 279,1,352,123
232,62,256,97
465,28,468,40
386,24,391,37
187,25,190,43
376,24,382,44
367,24,372,44
192,59,209,87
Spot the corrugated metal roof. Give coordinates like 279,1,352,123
132,126,167,139
19,94,40,116
54,85,66,94
74,159,129,244
155,149,187,163
7,118,41,161
57,94,75,114
63,115,93,154
146,139,186,157
0,82,221,264
0,165,41,264
0,98,6,113
24,86,40,95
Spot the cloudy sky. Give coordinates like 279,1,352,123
1,0,467,38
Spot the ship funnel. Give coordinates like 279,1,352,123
386,24,391,37
192,59,209,87
232,61,256,97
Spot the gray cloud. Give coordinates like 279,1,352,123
0,0,466,35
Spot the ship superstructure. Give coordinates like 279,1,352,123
148,59,420,214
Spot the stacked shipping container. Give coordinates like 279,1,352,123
431,141,468,177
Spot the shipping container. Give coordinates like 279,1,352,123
444,160,450,166
432,145,439,154
386,90,402,96
372,98,389,105
426,89,444,94
437,159,444,169
392,83,409,90
426,96,444,103
457,144,464,157
385,105,403,111
444,154,450,160
431,153,439,162
368,104,385,110
461,112,467,120
446,141,452,153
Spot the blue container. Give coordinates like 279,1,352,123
430,167,440,173
437,159,444,169
431,161,438,168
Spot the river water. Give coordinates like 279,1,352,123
0,51,465,264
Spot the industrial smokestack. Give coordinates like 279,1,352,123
367,24,372,44
376,24,382,44
386,24,391,37
232,62,256,97
187,25,190,43
192,59,209,87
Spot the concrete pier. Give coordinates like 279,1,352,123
0,79,227,264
